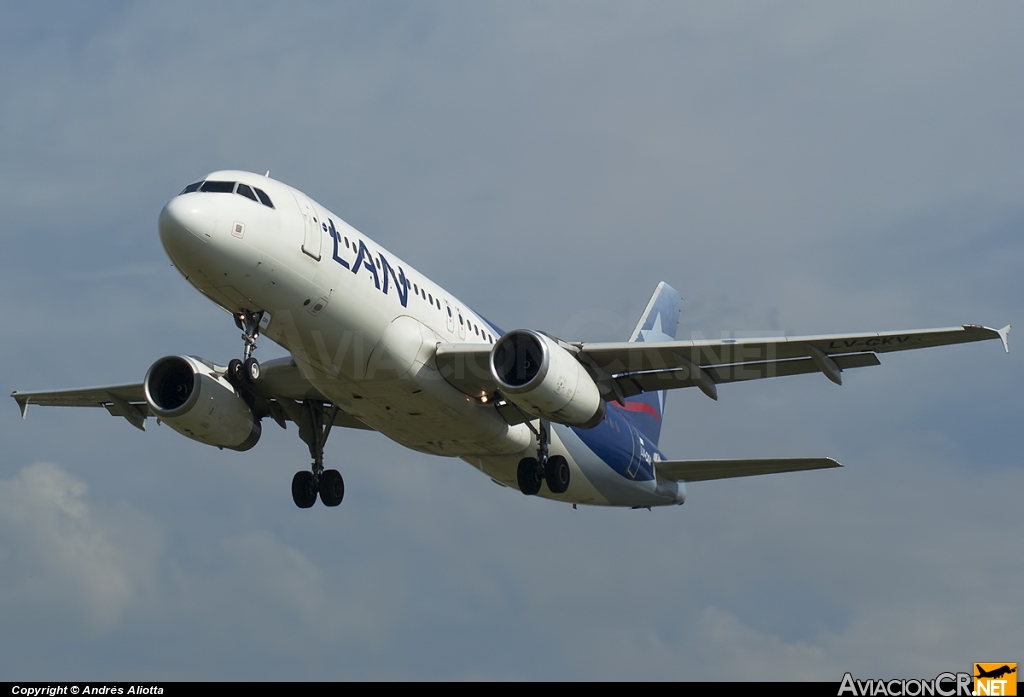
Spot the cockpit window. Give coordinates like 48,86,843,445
253,187,274,209
183,179,275,209
236,183,258,202
200,180,235,193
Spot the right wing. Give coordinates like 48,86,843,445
13,383,151,430
12,357,372,432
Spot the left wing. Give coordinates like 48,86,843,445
576,323,1010,401
435,324,1010,405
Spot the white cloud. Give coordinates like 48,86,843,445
0,462,163,633
168,529,409,654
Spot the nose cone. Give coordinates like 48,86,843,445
158,194,222,271
159,194,220,244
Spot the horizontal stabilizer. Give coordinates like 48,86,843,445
657,457,841,482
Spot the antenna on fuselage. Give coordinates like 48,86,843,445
265,170,270,177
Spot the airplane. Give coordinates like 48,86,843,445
975,665,1017,680
11,170,1011,510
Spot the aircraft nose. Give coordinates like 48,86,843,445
159,194,220,245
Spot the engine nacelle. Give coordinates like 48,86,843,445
144,355,261,451
490,330,605,428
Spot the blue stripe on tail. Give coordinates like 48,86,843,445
618,282,680,447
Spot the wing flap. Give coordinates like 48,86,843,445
657,457,842,482
615,352,881,397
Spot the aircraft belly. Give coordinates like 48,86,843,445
296,357,531,457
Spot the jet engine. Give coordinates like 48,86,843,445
144,355,261,451
490,330,605,428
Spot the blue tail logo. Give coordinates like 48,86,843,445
615,282,680,446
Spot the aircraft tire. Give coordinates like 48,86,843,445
319,469,345,507
517,457,542,496
291,470,317,509
228,358,243,385
545,455,570,494
243,357,260,383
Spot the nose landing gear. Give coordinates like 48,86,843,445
229,310,265,385
516,420,571,496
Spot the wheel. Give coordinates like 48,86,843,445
319,469,345,507
545,455,570,494
517,457,542,496
228,358,243,385
291,470,317,508
243,357,260,383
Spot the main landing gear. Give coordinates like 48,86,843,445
223,311,346,510
517,420,570,496
288,400,345,509
228,310,264,386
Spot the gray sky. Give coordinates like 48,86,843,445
1,1,1021,680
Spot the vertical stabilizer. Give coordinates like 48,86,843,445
620,282,680,446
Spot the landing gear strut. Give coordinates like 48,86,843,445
283,400,345,509
517,420,570,496
229,310,264,385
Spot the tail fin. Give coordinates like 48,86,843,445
621,282,680,446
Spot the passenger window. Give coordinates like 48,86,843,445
254,188,274,208
236,184,258,202
428,293,433,304
180,181,202,194
200,180,235,193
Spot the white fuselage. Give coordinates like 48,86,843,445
159,170,684,508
